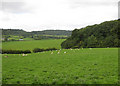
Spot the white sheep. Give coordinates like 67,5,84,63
89,48,92,50
4,56,8,58
57,51,60,54
64,52,66,54
51,52,53,54
22,53,25,56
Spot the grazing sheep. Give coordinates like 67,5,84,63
89,48,92,50
4,56,8,58
22,53,25,56
64,52,66,54
51,52,53,54
22,54,28,56
57,52,60,54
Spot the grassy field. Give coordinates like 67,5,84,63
2,48,118,84
2,39,65,50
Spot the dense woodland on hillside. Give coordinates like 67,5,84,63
61,20,120,48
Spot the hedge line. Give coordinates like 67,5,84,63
2,50,31,54
2,48,58,54
33,48,57,53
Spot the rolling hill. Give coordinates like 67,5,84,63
61,20,119,48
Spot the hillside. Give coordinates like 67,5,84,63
61,20,119,49
1,29,72,36
1,29,72,41
31,30,72,36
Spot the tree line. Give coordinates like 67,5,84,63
1,29,72,41
2,48,58,54
2,29,72,37
61,20,120,49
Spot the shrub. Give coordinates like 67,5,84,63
72,46,79,49
33,48,58,53
45,48,57,51
33,48,44,53
2,50,31,54
23,50,31,54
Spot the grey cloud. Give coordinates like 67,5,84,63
0,0,32,14
68,0,118,8
118,1,120,18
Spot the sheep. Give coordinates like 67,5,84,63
22,54,28,56
4,56,8,58
51,52,53,54
57,51,60,54
64,52,66,54
89,48,92,50
22,53,25,56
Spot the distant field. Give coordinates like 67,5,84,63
2,48,118,84
2,39,65,50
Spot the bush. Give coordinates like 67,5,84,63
45,48,57,51
33,48,44,53
33,48,58,53
10,39,16,41
2,50,31,54
23,50,31,54
72,46,79,49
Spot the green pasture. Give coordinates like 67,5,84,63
2,48,118,84
8,35,22,40
2,39,65,51
42,35,68,37
22,38,34,41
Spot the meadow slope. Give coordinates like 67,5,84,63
2,39,65,50
2,48,118,84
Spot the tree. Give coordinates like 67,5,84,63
61,20,119,48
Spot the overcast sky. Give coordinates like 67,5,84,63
0,0,119,31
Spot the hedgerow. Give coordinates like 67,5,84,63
2,50,31,54
33,48,57,53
